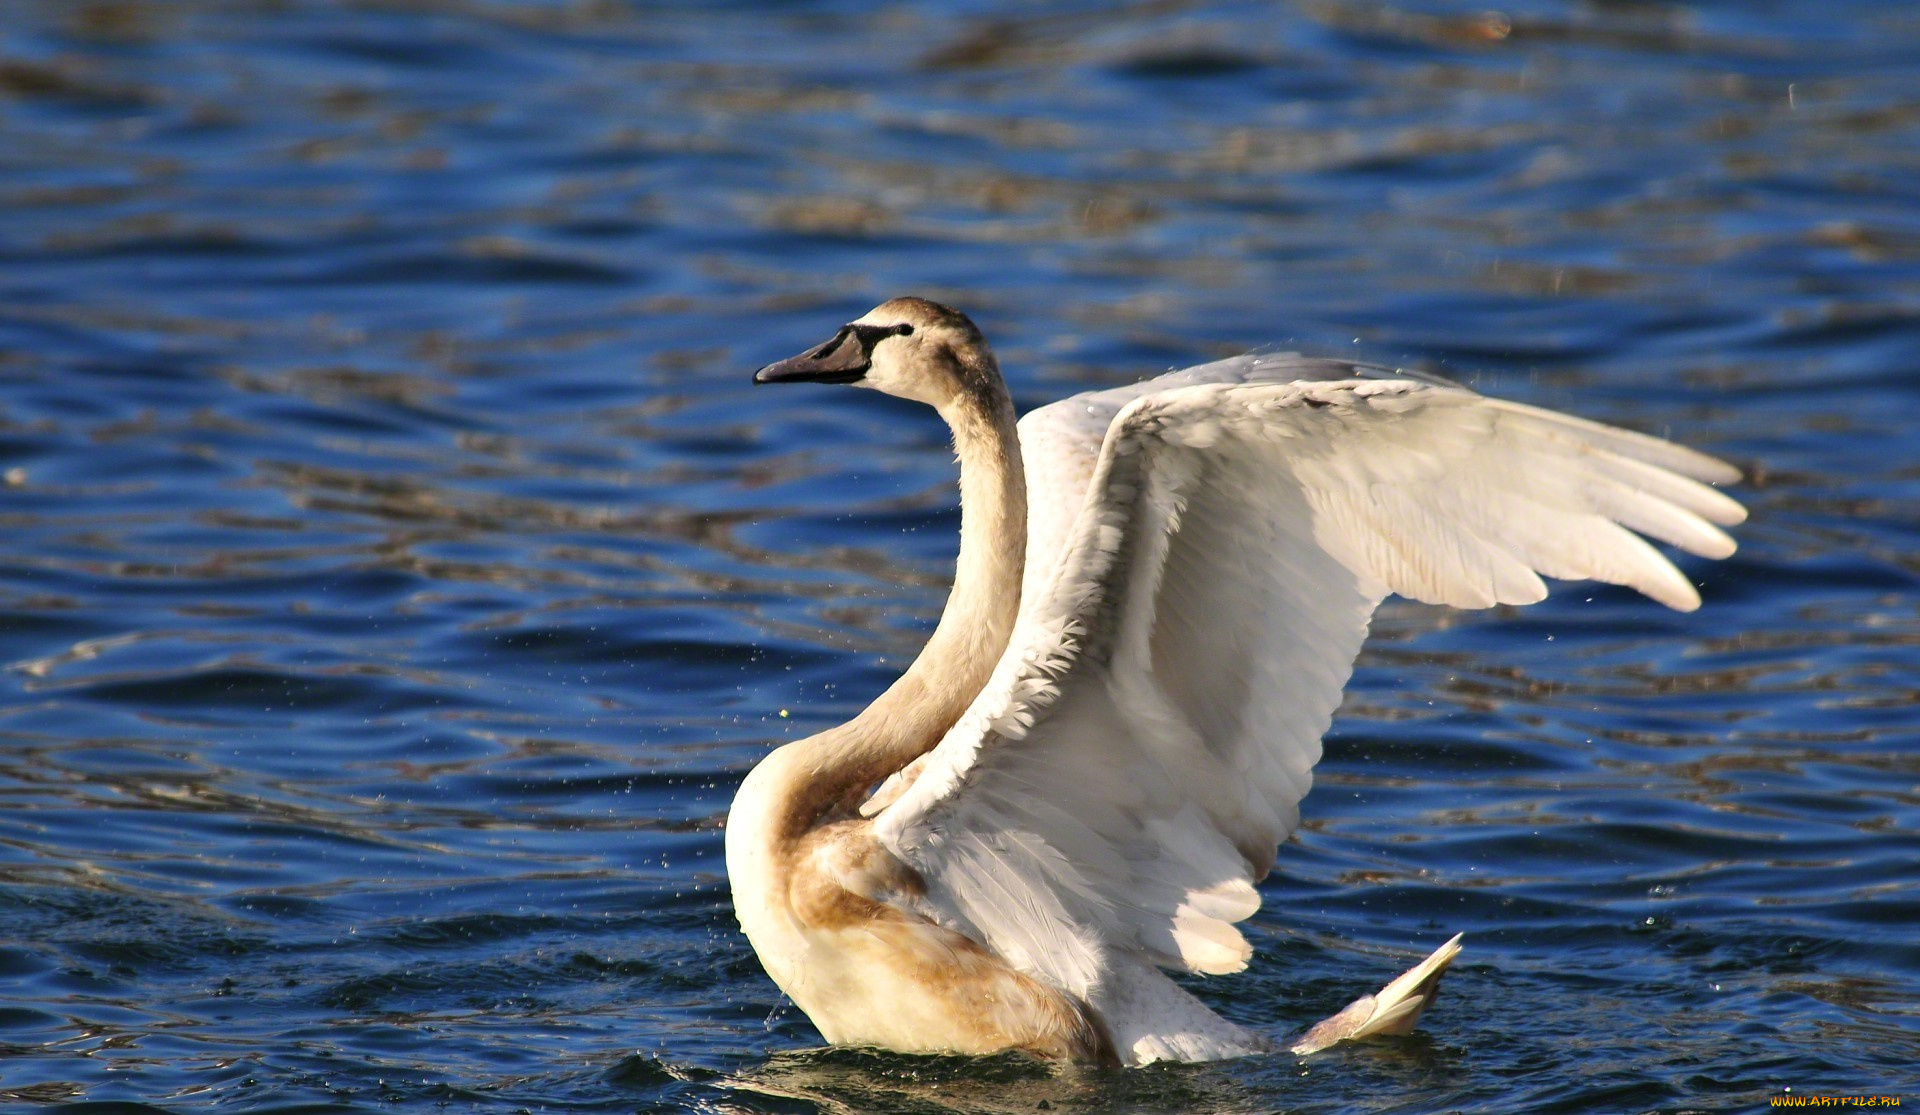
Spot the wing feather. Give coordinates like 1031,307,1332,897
871,368,1744,1061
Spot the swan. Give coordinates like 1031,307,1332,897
728,297,1745,1066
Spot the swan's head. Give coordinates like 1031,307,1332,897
753,297,998,410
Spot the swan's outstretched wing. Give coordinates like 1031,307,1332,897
870,372,1744,1059
1014,354,1450,608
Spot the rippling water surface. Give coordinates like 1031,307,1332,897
2,1,1917,1111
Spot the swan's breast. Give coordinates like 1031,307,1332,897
725,745,813,983
726,744,1105,1060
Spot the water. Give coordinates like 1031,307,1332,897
1,1,1916,1110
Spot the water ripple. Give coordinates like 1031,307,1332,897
0,0,1915,1110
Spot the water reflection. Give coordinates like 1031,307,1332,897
721,1049,1255,1115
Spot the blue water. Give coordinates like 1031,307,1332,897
2,1,1917,1111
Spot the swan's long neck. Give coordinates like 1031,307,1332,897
785,377,1026,827
887,388,1028,731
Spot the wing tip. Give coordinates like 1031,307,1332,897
1173,915,1255,974
1693,455,1745,488
1657,580,1704,612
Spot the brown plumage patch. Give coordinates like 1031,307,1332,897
792,820,925,925
871,296,1009,412
781,817,1110,1063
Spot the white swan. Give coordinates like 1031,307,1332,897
728,298,1745,1066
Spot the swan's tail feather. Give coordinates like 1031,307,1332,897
1288,933,1463,1055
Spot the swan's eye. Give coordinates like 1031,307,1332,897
849,323,911,349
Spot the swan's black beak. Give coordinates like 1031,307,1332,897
753,325,870,386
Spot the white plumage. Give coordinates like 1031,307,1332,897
728,300,1745,1066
